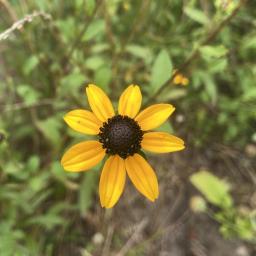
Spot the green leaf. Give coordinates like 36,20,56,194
60,70,86,95
85,0,96,16
242,35,256,50
235,216,255,240
29,173,49,192
159,88,187,101
200,45,228,59
209,59,227,73
184,7,210,25
51,161,79,190
150,49,172,92
85,56,105,70
34,1,49,11
26,155,40,174
23,56,39,75
75,0,84,9
242,87,256,101
82,20,105,41
94,66,112,91
17,84,41,104
36,117,62,146
3,162,21,176
56,18,76,43
190,170,233,208
200,73,217,104
0,223,25,256
126,45,153,64
27,214,65,231
91,43,110,53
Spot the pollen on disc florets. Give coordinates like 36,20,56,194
98,115,143,159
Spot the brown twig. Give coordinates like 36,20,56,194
0,11,51,42
131,210,190,253
190,239,208,256
102,225,114,256
116,218,149,256
2,98,54,112
145,0,248,106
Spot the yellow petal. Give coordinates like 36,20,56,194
99,155,126,208
125,154,159,201
173,74,183,85
61,141,105,172
118,85,142,118
135,104,175,131
64,109,102,135
86,84,115,122
142,132,185,153
182,77,189,86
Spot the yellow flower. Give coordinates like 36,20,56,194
173,70,189,86
61,84,185,208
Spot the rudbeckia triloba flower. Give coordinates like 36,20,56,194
172,69,189,86
61,84,185,208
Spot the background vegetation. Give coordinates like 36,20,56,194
0,0,255,255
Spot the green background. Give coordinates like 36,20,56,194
0,0,255,255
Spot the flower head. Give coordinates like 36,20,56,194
61,84,185,208
173,69,189,86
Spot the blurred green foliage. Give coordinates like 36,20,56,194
191,170,256,241
0,0,255,254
